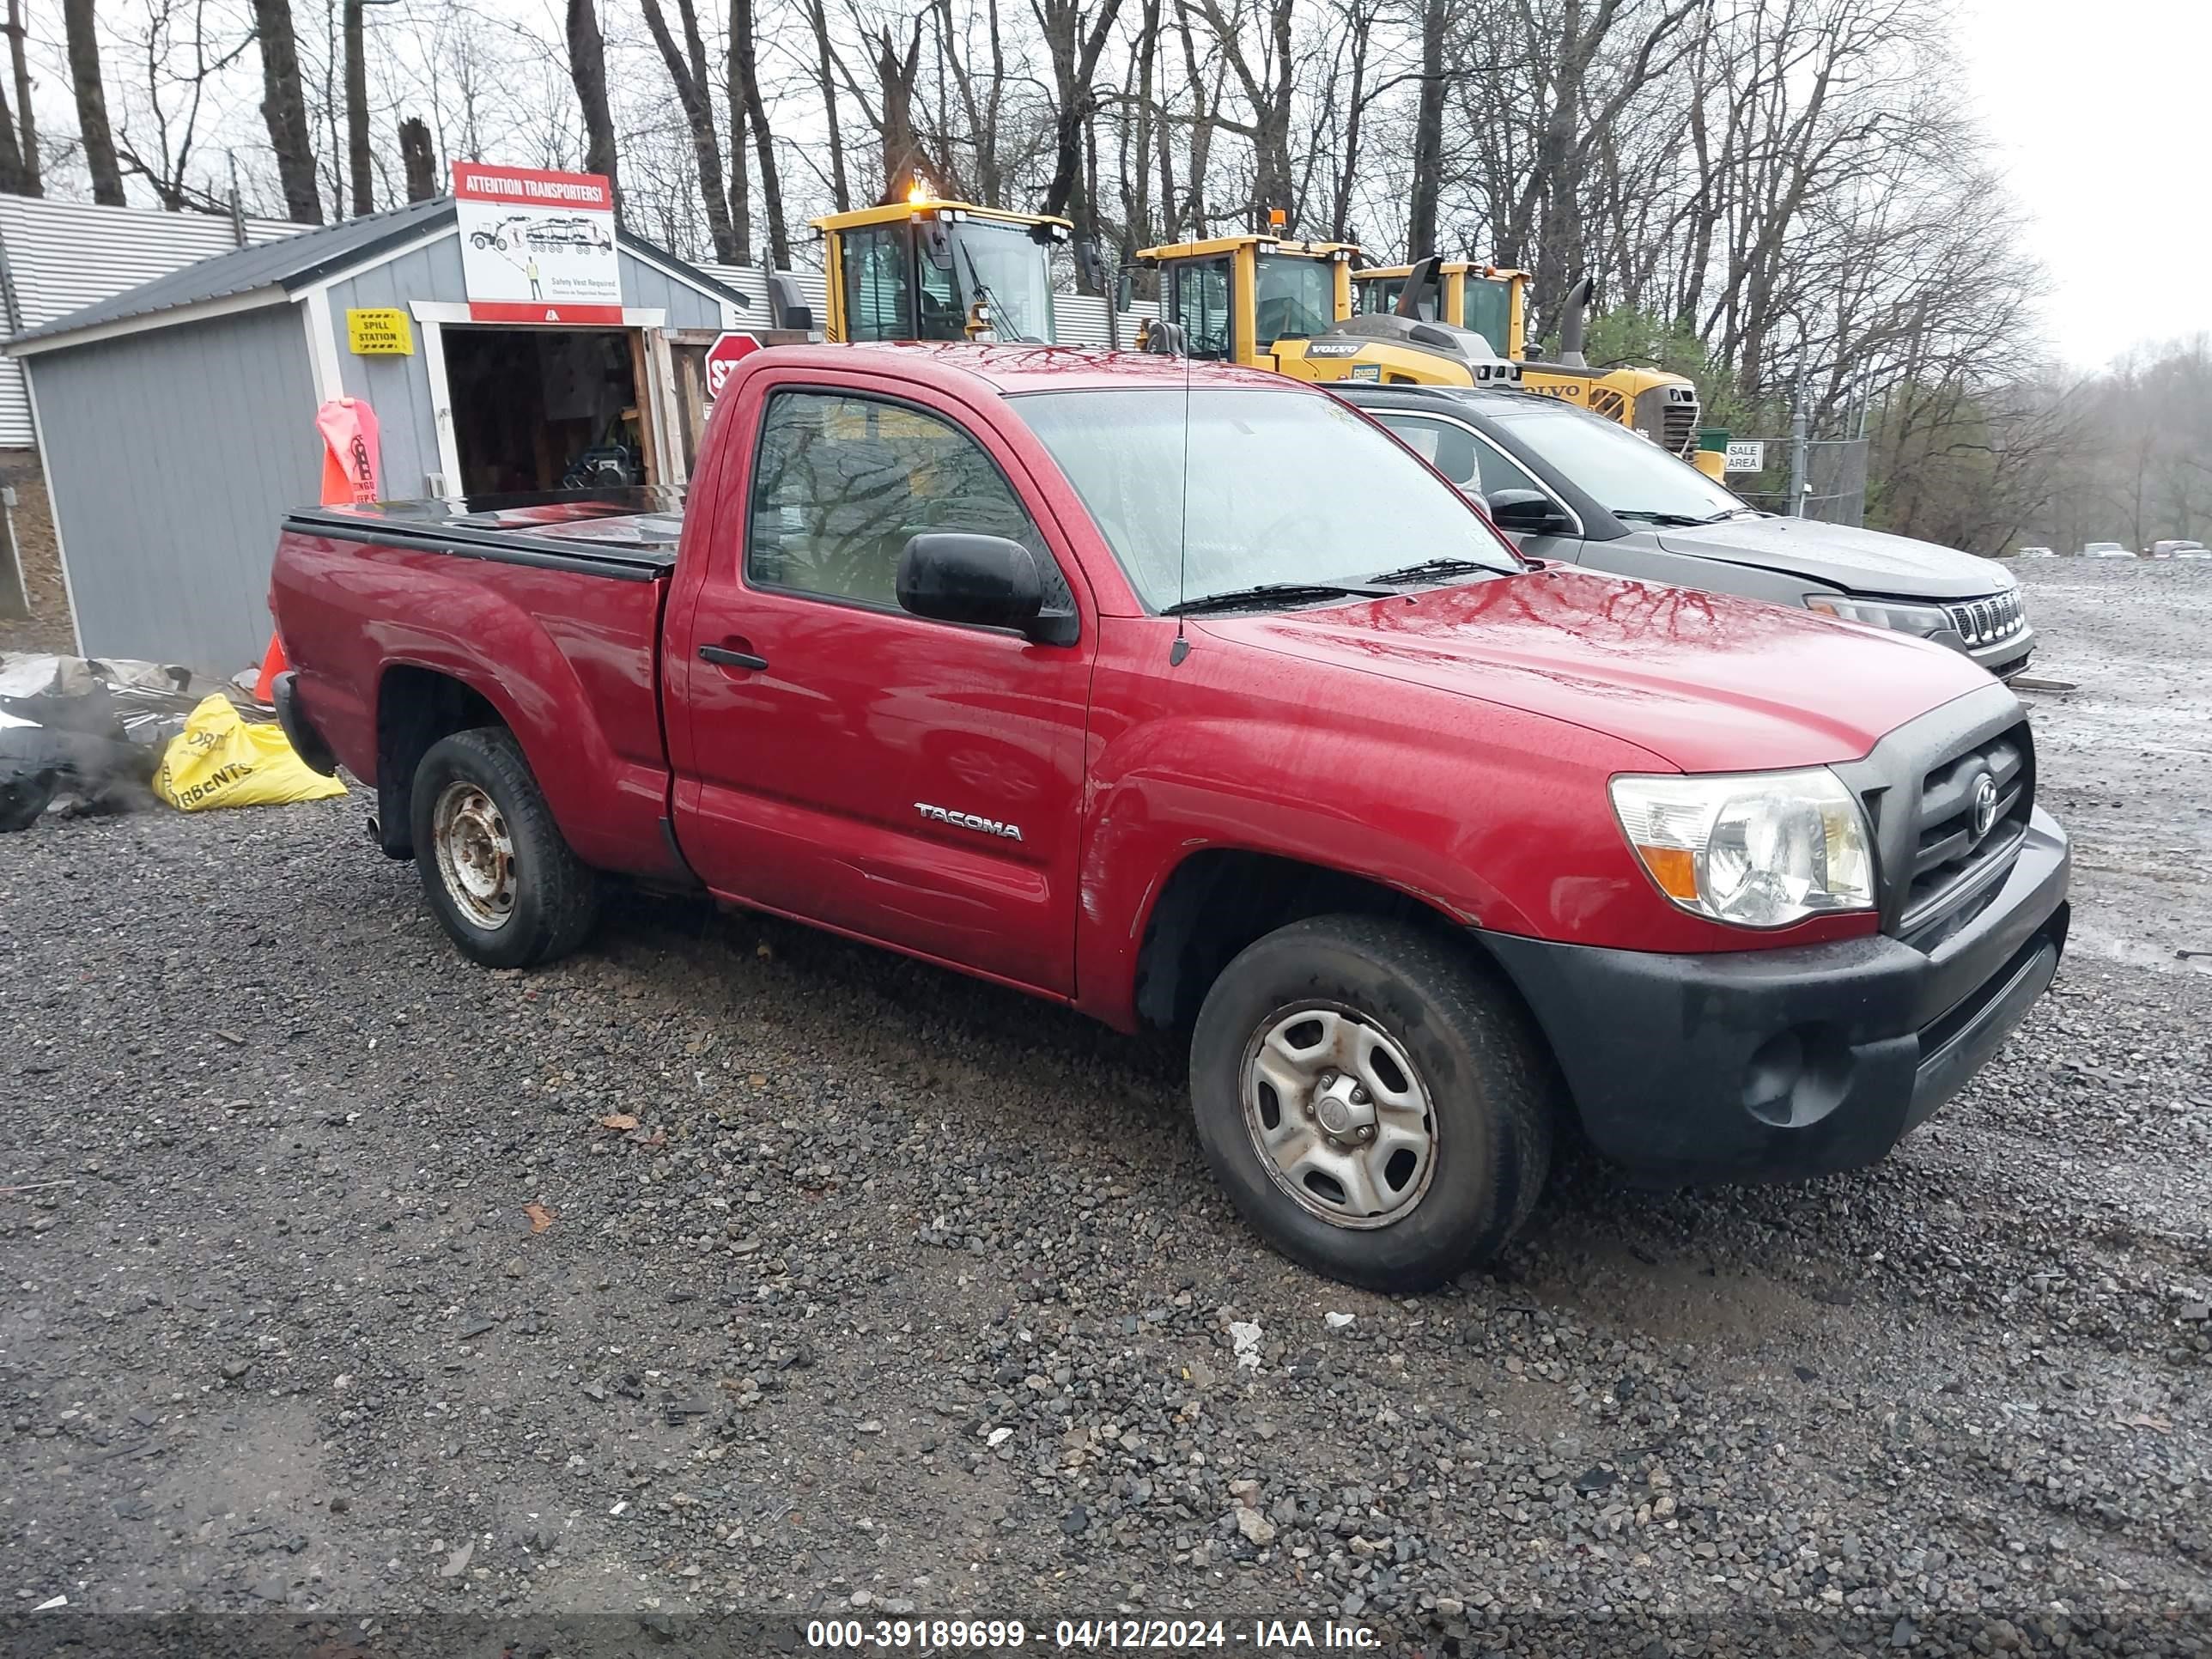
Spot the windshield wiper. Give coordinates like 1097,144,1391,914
1612,509,1714,527
1164,582,1389,616
957,241,1038,345
1365,556,1509,585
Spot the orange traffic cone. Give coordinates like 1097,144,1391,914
253,633,287,703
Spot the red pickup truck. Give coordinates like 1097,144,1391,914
270,343,2069,1290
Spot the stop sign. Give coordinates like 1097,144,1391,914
703,331,763,399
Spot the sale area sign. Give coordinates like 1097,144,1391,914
454,163,622,324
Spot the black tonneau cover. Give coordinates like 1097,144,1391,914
287,487,685,582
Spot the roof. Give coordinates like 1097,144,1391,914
811,198,1071,234
744,339,1315,395
9,197,748,354
1136,236,1360,264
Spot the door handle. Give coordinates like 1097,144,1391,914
698,643,769,672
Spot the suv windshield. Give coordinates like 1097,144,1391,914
1017,387,1520,610
1253,253,1336,347
1493,399,1747,523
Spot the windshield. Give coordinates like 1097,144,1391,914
1017,387,1521,610
1492,399,1746,521
916,219,1057,343
1253,253,1336,346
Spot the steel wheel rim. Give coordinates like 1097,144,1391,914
432,780,516,931
1238,1000,1437,1230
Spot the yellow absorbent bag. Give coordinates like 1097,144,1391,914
153,694,347,811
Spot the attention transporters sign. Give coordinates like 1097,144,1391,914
453,163,622,325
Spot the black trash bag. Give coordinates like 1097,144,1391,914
0,712,161,832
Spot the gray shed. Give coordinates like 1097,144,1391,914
7,196,748,669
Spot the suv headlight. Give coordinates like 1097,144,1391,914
1609,768,1875,928
1803,593,1950,636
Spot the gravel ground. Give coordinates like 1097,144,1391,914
3,562,2208,1656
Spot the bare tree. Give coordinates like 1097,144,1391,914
110,0,256,210
250,0,320,221
729,0,789,264
64,0,127,205
0,0,39,196
641,0,738,261
1033,0,1123,279
343,0,370,214
564,0,620,204
798,0,850,211
398,112,436,200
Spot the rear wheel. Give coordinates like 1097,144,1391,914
1189,915,1554,1291
410,727,599,968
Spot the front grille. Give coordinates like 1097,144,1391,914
1662,397,1700,457
1942,588,2027,649
1900,720,2033,930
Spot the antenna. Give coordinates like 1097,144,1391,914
1170,307,1193,665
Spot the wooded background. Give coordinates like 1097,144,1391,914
1,0,2205,554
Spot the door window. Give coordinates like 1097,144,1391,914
1378,414,1550,503
746,390,1070,611
840,225,914,342
1170,258,1233,360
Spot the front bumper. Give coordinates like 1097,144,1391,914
1481,805,2069,1182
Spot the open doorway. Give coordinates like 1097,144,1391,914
441,326,656,494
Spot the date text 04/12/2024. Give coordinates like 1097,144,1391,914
802,1618,1382,1650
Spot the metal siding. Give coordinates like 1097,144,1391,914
0,197,303,446
324,240,459,497
618,250,726,328
30,304,319,667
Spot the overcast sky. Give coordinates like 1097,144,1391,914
1960,0,2210,368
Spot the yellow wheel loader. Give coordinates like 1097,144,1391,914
1352,259,1705,460
1133,235,1525,389
803,190,1073,344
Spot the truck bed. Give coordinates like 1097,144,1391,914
285,488,685,582
271,485,689,885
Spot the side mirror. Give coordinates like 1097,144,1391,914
1486,488,1572,535
1115,270,1133,313
897,533,1045,634
765,271,814,334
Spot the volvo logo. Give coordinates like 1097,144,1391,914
1971,774,2000,840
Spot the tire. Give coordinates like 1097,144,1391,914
1189,915,1555,1291
410,726,599,969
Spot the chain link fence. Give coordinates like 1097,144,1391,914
1727,435,1868,527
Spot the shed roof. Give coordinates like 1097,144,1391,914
9,197,747,354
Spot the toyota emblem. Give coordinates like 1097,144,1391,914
1971,774,1999,840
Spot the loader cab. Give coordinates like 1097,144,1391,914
1354,261,1528,361
812,196,1071,345
1137,235,1357,368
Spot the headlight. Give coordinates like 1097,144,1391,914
1609,768,1875,928
1803,593,1951,636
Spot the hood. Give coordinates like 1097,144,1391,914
1651,517,2013,600
1204,567,1996,773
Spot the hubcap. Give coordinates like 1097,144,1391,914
1239,1003,1437,1230
432,781,515,930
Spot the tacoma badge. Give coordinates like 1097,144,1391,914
915,802,1024,842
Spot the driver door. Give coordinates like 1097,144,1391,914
665,374,1096,994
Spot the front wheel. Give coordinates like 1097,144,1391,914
410,727,599,968
1189,915,1555,1291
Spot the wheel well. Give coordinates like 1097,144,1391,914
373,665,505,858
1131,849,1478,1030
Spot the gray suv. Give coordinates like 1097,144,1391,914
1338,384,2033,678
